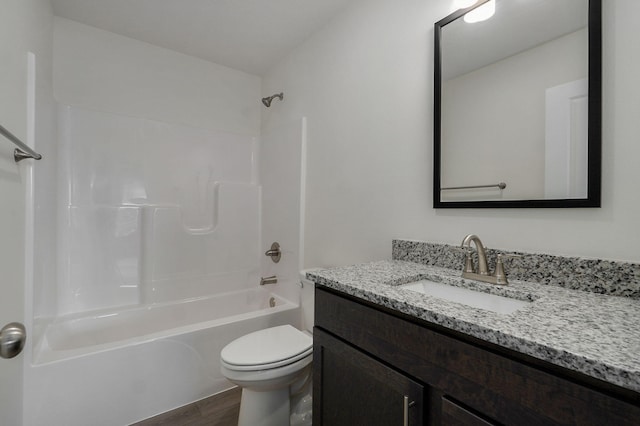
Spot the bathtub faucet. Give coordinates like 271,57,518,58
260,276,278,286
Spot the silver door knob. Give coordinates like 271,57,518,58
0,322,26,359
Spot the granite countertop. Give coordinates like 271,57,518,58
308,260,640,394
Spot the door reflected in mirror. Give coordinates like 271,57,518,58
434,0,601,208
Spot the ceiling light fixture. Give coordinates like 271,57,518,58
464,0,496,23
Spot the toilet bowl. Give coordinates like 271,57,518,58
220,324,313,426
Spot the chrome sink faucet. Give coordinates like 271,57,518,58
461,234,489,276
460,234,520,285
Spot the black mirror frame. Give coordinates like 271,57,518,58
433,0,602,208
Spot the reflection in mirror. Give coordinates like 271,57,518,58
434,0,601,208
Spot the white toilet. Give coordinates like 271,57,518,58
220,272,313,426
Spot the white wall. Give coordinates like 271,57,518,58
54,17,261,135
262,0,640,265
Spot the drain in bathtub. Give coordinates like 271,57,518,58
269,297,276,308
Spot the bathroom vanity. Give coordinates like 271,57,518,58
310,256,640,425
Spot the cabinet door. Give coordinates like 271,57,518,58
441,397,498,426
313,328,424,426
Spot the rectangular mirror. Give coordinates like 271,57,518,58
434,0,601,208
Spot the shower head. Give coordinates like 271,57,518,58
261,92,284,107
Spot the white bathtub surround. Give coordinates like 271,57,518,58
31,16,263,322
259,118,308,305
51,105,261,315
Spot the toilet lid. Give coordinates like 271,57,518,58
221,325,312,369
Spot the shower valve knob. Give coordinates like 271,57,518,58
265,242,281,263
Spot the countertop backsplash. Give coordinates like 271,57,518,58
392,239,640,299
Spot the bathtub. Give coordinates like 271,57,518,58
24,288,301,426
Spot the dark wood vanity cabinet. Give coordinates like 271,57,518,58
314,329,424,425
313,287,640,425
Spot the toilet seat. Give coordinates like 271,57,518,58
221,325,313,372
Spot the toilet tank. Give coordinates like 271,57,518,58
299,269,317,332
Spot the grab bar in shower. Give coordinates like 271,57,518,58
441,182,506,191
0,124,42,162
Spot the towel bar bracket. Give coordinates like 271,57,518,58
14,148,41,162
0,124,42,163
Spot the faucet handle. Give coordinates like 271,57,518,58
463,251,475,273
452,246,475,273
494,253,522,285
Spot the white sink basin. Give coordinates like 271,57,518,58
401,280,530,314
